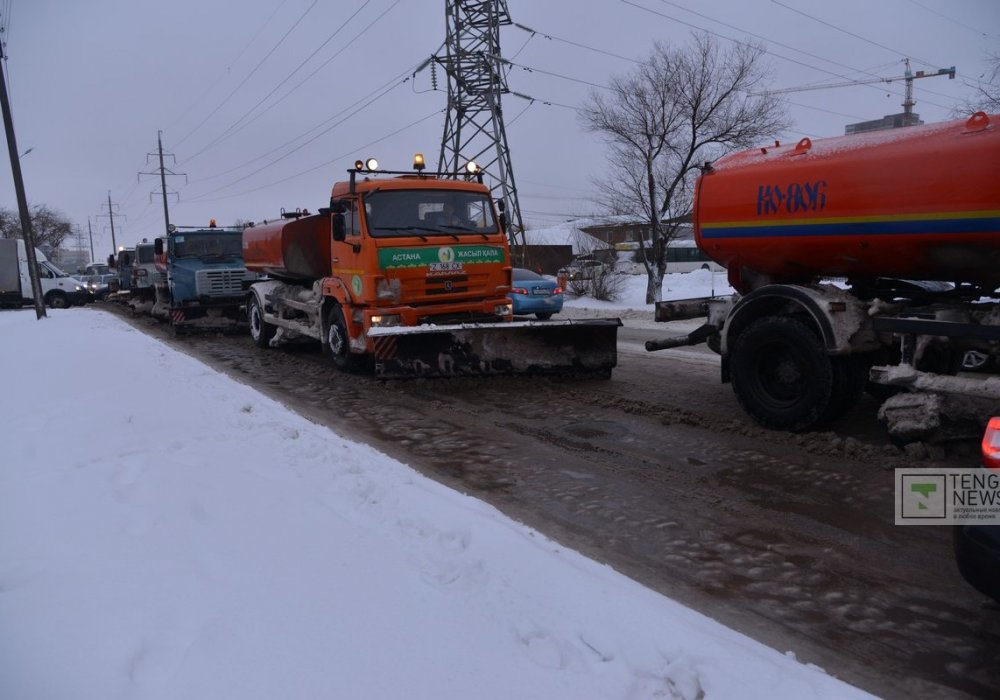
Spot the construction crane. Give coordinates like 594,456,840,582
768,59,955,122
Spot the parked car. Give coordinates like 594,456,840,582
953,416,1000,604
558,258,611,281
508,267,563,320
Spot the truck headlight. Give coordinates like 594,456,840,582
494,302,512,316
370,314,401,327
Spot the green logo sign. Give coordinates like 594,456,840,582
351,275,362,296
378,245,504,269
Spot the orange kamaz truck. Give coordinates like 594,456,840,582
647,112,1000,440
242,156,620,378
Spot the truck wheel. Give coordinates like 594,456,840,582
45,291,69,309
324,305,367,373
248,296,276,349
821,355,869,423
731,316,833,431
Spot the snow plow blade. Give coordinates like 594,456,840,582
369,318,622,379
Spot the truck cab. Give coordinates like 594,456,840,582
151,223,254,329
130,241,160,301
242,157,621,377
0,238,90,308
329,176,512,328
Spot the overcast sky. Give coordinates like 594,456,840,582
0,0,996,260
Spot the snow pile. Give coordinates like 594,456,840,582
0,309,870,699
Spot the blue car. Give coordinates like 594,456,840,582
508,267,563,320
953,416,1000,604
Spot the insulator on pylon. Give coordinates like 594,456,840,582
431,62,438,91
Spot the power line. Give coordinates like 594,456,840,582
173,0,321,150
184,68,419,200
190,60,427,185
502,57,611,91
164,0,293,135
620,0,956,112
768,0,942,71
182,0,380,164
185,108,443,205
902,0,997,39
511,22,641,65
652,0,915,86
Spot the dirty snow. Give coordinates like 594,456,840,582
0,292,873,699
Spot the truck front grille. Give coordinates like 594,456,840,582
195,268,247,296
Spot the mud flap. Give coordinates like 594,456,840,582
369,319,622,378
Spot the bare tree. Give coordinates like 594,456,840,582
581,34,787,303
0,203,73,252
954,50,1000,116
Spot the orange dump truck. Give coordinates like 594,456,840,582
647,113,1000,438
242,158,621,378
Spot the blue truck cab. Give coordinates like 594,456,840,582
151,223,254,331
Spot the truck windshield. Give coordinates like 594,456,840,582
136,245,156,263
364,190,498,238
173,234,243,258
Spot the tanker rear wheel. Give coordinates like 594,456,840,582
323,305,368,373
731,316,833,431
248,295,275,349
821,355,869,423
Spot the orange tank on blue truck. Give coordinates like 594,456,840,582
647,113,1000,440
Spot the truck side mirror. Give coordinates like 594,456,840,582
154,238,164,256
332,213,346,242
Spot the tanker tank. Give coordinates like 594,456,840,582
243,213,331,281
694,112,1000,294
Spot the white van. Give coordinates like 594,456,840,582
0,238,91,308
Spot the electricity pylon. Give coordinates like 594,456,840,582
436,0,526,253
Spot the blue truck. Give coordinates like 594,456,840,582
151,222,255,333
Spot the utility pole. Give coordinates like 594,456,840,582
0,31,45,318
138,130,185,237
98,192,123,256
436,0,526,258
87,217,94,261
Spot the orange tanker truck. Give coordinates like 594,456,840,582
647,112,1000,439
242,156,621,378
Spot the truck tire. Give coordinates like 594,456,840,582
45,291,69,309
821,355,869,423
248,295,276,349
730,316,834,431
323,305,367,373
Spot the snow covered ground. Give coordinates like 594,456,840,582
0,277,874,700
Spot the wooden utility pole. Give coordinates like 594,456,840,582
0,37,45,318
87,217,94,261
98,192,122,255
138,130,185,237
